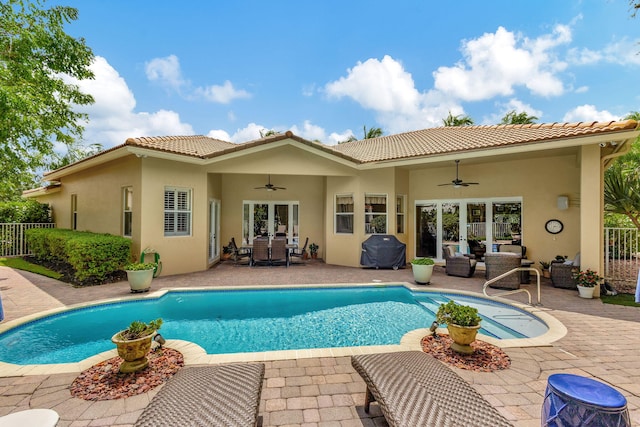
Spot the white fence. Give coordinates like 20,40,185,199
604,227,639,285
0,223,55,257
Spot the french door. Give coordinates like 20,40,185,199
242,201,299,245
415,198,522,260
209,199,221,262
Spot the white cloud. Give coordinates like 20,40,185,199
145,55,186,91
69,56,194,148
324,55,463,133
562,105,618,122
194,80,251,104
568,38,640,66
575,86,589,94
289,120,327,142
325,55,421,114
146,55,251,103
433,25,569,100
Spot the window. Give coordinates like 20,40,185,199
123,187,133,237
335,194,354,234
164,187,191,236
365,194,387,234
396,195,405,234
71,194,77,230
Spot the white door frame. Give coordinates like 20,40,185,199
209,199,221,263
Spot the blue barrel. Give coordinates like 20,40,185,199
542,373,630,427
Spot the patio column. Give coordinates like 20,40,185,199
580,144,602,296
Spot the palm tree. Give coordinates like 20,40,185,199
363,125,383,139
442,111,474,127
604,111,640,228
500,110,538,125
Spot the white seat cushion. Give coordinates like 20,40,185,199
0,409,59,427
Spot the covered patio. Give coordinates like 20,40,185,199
0,263,639,426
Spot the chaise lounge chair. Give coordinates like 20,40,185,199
351,351,512,427
134,364,265,427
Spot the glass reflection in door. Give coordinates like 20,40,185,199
442,202,460,254
415,204,437,257
491,202,521,248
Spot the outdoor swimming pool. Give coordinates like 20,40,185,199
0,285,548,365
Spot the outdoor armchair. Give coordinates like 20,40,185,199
442,246,477,278
551,253,580,289
484,252,521,290
289,237,308,264
230,237,251,265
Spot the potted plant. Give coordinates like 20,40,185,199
111,318,162,373
435,300,482,355
309,243,319,259
572,269,603,299
539,260,551,279
411,258,435,285
123,262,156,293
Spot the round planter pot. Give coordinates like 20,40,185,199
111,332,155,373
447,323,481,355
577,285,595,299
126,269,154,293
411,263,434,285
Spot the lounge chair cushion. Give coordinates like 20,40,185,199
134,364,265,427
352,351,512,427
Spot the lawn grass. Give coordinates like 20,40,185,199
601,293,640,307
0,257,63,280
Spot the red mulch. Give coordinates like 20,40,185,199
70,348,184,401
421,334,511,372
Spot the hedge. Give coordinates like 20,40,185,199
25,228,131,282
0,200,52,223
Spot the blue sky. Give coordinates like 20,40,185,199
53,0,639,148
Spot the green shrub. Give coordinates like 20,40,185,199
0,200,52,223
435,300,482,327
25,228,131,282
411,258,435,265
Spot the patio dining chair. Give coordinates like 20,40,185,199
251,238,270,266
270,238,289,267
289,237,308,265
230,237,251,265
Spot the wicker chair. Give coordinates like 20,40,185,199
289,237,308,264
498,244,526,258
442,246,477,278
270,237,289,267
484,252,521,290
251,238,270,266
230,237,251,265
551,254,580,289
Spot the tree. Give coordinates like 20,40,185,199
442,111,474,127
500,110,538,125
604,111,640,228
339,125,383,143
1,0,95,200
363,125,383,139
630,0,640,17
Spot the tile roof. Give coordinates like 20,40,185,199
125,135,236,156
330,120,639,163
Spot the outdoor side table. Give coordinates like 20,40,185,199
542,373,630,427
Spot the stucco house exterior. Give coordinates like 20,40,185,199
24,120,639,277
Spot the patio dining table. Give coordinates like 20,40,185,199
240,242,298,266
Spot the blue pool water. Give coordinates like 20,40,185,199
0,286,548,365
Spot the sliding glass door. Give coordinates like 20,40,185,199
415,198,522,260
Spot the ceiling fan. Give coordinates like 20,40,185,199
254,175,286,191
438,160,479,188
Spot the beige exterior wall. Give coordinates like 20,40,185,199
325,168,398,267
408,154,582,266
38,157,141,258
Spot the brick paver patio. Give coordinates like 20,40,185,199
0,261,639,426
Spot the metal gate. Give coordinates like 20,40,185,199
604,227,639,290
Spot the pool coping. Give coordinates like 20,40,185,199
0,282,567,377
